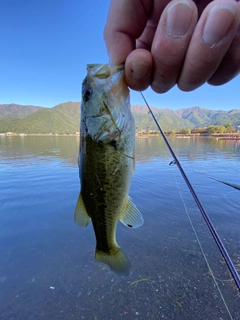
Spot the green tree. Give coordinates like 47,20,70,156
179,128,191,134
224,124,235,133
207,126,226,134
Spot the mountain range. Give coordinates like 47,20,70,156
0,102,240,134
0,102,79,134
131,105,240,131
0,103,44,119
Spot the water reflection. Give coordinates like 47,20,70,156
1,136,239,168
0,135,240,319
0,136,79,167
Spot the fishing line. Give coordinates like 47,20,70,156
172,170,233,319
140,92,240,292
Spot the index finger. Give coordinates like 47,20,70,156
104,0,151,65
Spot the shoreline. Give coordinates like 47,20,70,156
1,132,240,139
0,133,80,137
136,133,240,139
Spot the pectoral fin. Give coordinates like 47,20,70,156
120,197,143,228
74,193,91,227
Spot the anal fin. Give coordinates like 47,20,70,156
74,193,91,227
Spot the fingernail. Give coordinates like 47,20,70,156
166,0,193,37
131,61,149,79
202,5,236,46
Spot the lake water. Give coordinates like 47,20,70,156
0,135,240,320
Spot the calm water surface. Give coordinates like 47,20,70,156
0,135,240,320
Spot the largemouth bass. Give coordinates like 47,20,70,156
74,64,143,275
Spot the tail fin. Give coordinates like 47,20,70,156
95,246,131,276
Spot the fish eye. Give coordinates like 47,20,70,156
110,140,117,150
83,89,92,103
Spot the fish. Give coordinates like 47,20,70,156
74,64,143,275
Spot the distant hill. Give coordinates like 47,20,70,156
131,105,240,130
0,103,240,134
131,106,194,131
0,103,43,119
0,102,80,134
174,106,238,127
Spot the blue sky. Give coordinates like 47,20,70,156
0,0,239,111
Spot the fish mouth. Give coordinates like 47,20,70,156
87,64,124,80
87,64,111,79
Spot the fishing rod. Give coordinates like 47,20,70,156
140,92,240,292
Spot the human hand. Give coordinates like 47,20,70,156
104,0,240,93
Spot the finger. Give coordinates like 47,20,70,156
104,0,152,65
208,26,240,85
150,0,198,93
125,49,153,91
136,0,172,51
178,0,240,91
